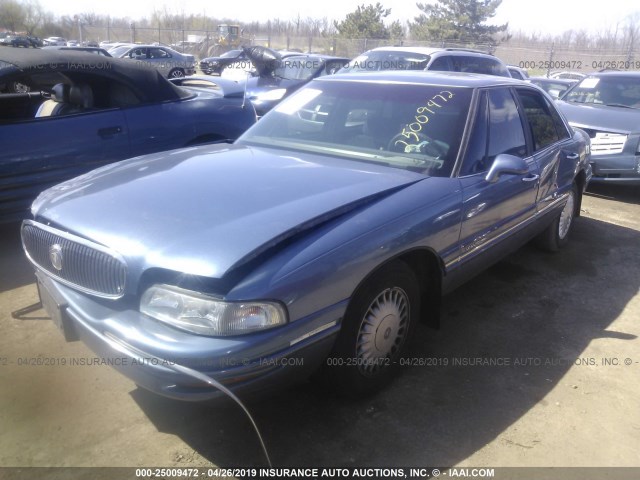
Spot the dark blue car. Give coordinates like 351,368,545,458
0,49,256,223
22,72,591,401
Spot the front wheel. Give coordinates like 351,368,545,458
537,182,578,252
325,261,420,397
168,68,185,78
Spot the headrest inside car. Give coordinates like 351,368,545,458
68,83,94,109
51,83,70,103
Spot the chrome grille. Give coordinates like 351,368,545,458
589,131,627,155
21,221,126,298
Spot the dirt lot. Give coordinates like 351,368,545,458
0,184,639,479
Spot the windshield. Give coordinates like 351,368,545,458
220,49,241,58
340,50,430,73
273,56,323,80
237,80,472,177
562,76,640,108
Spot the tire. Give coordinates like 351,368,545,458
325,261,420,397
537,182,578,252
168,68,185,78
11,81,30,93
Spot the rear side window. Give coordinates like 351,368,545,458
429,56,451,71
516,88,570,151
450,56,509,77
149,48,170,59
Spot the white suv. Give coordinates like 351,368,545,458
340,46,510,77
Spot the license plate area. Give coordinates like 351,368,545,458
36,274,78,342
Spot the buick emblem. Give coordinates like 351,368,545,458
49,244,63,271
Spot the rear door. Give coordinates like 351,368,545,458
513,87,576,212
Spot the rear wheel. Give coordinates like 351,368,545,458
537,182,578,251
326,261,419,396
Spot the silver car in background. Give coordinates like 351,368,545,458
110,44,196,78
557,71,640,185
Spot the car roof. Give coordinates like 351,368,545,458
283,54,350,62
586,70,640,78
364,46,496,58
0,48,183,103
324,70,525,87
365,46,445,55
529,76,576,84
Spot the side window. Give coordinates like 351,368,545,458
515,89,567,151
487,88,527,160
452,56,501,76
460,92,488,176
547,97,571,141
429,56,451,71
129,48,147,59
150,48,170,59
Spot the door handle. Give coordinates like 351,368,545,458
565,152,580,161
98,126,123,138
522,174,540,183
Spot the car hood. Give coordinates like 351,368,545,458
556,101,640,134
243,46,282,77
246,76,299,96
32,144,424,281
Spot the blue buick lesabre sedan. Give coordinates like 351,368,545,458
22,72,592,401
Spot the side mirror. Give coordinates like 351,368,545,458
485,154,529,183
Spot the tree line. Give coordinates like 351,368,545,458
1,0,639,52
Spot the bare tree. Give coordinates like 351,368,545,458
0,0,26,32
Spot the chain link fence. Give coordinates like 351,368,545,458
83,24,637,76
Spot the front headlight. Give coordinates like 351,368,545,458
254,88,287,102
140,284,287,336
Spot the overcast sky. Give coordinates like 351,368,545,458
37,0,640,37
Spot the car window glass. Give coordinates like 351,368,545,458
238,81,472,177
547,97,571,140
130,48,147,59
564,76,640,107
509,69,525,80
487,88,527,159
150,48,170,59
515,89,561,151
429,56,451,71
453,56,504,76
275,57,319,80
460,91,489,176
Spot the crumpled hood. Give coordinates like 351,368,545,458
556,100,640,134
243,46,282,77
32,144,424,280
